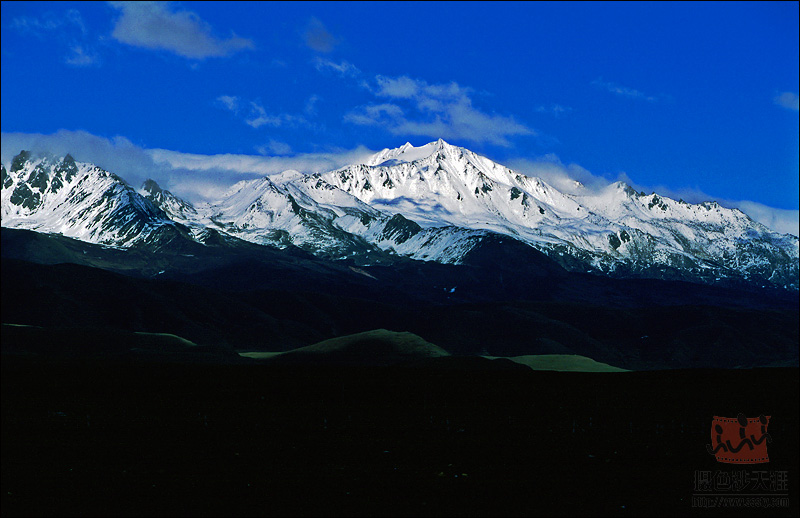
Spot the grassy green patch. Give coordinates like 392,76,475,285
239,351,285,360
484,354,629,372
133,332,197,347
241,329,450,366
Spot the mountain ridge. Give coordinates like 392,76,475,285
2,143,797,290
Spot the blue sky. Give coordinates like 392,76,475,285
2,1,798,234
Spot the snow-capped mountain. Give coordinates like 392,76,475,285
141,178,198,223
192,174,384,258
1,151,190,248
319,139,799,288
2,144,798,290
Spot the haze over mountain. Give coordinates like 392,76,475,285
3,141,797,291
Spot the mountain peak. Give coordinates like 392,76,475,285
433,138,451,149
2,152,175,246
365,139,459,167
609,181,638,197
10,150,33,173
141,179,163,195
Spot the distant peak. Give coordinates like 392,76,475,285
141,179,163,195
362,139,467,167
428,138,456,153
605,180,638,198
10,150,32,172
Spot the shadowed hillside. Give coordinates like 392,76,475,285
2,255,798,370
258,329,451,366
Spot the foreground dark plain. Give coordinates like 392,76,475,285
2,227,798,516
2,357,797,517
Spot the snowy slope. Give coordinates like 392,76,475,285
1,152,185,248
157,173,389,258
3,146,797,289
319,140,799,287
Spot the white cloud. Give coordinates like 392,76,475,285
245,103,286,129
1,130,170,191
216,95,240,112
592,78,657,102
313,57,360,77
215,95,311,129
149,146,375,177
0,129,258,202
304,95,321,116
535,104,571,117
303,17,337,53
505,156,619,195
255,140,293,156
343,103,404,126
149,145,376,200
730,201,798,237
1,129,378,203
774,91,800,111
11,9,85,35
64,44,100,67
11,9,99,67
109,1,254,59
347,75,534,146
374,75,422,99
